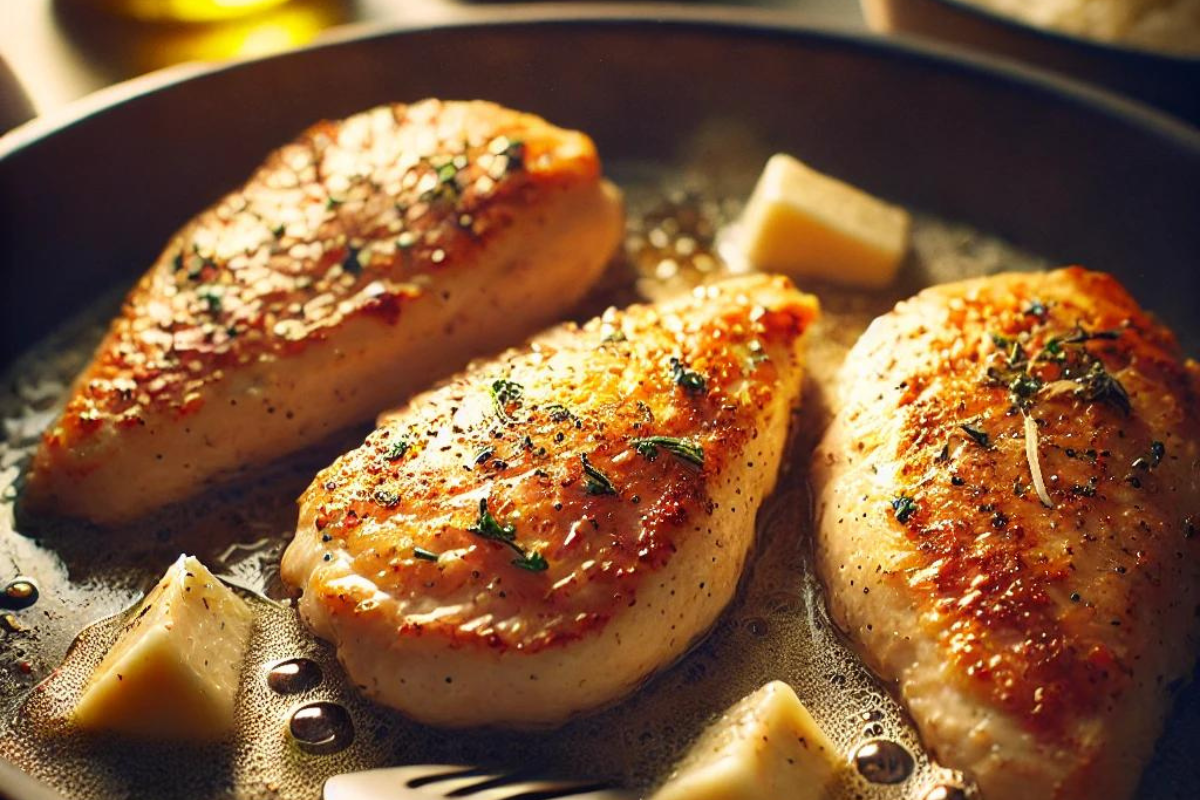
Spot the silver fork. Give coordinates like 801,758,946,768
323,764,636,800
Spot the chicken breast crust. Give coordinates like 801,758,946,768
281,274,818,727
22,99,623,524
813,267,1200,799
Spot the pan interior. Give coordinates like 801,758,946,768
2,116,1198,799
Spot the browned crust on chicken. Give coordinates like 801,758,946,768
814,267,1200,798
287,276,817,654
38,99,600,453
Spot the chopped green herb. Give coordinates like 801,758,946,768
468,498,517,543
985,332,1042,409
891,495,918,524
545,403,572,423
437,162,458,184
1036,325,1122,364
490,379,524,421
1075,361,1131,415
198,287,222,313
1008,371,1043,401
1002,338,1029,369
581,453,617,495
413,547,439,562
960,423,990,448
474,445,495,465
1024,299,1048,320
373,488,400,508
1063,326,1123,344
1039,337,1065,362
989,323,1131,416
326,195,344,210
669,357,707,394
467,498,548,572
385,439,410,461
512,551,548,572
631,436,704,468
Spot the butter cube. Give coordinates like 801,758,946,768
736,153,910,288
73,554,255,740
652,681,840,800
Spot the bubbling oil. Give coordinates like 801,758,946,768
268,659,323,696
0,147,1073,800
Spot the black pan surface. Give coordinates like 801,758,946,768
1,6,1198,800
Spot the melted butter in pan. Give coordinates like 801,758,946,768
0,149,1153,800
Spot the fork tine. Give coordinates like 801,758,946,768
417,771,509,794
324,765,633,800
463,781,624,800
324,765,502,800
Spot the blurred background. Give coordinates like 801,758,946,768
0,1,857,133
0,0,1197,135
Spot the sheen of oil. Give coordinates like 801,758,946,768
0,151,1057,800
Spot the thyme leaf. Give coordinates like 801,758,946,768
512,551,548,572
581,453,617,495
373,488,400,508
385,439,410,461
490,379,524,422
545,403,573,423
1075,361,1131,415
960,423,990,448
467,498,548,573
1023,299,1049,320
468,498,516,543
631,436,704,468
413,547,439,562
669,357,707,394
891,495,918,524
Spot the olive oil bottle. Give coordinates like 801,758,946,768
80,0,292,23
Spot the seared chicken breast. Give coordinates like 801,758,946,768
281,275,818,727
22,99,623,524
813,268,1200,799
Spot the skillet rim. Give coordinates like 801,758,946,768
1,2,1198,167
0,5,1198,799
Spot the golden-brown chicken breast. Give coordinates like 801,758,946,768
22,99,624,524
813,268,1200,799
281,274,818,727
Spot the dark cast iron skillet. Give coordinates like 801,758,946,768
1,5,1198,799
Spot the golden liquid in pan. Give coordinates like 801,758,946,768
4,144,1187,799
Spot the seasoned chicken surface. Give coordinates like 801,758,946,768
22,99,623,524
813,268,1200,799
281,275,818,727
